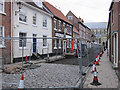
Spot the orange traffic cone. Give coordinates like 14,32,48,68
18,74,24,90
96,60,99,65
90,67,101,86
91,62,96,73
95,56,98,62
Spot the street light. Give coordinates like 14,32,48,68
15,1,23,15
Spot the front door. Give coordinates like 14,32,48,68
63,40,66,53
33,34,37,53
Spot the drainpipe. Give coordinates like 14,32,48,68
11,0,13,63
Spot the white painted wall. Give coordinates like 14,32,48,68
13,2,52,58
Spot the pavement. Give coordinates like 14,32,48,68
83,50,119,88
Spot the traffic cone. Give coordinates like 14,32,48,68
91,62,96,73
95,56,98,62
96,60,99,65
18,74,24,90
98,55,100,62
90,67,101,86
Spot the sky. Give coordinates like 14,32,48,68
45,0,112,23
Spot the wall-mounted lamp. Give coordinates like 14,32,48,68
15,1,23,15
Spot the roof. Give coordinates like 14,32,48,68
25,2,49,14
85,22,108,29
73,27,79,34
43,1,72,25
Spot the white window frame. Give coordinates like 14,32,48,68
0,26,5,48
54,18,57,30
59,39,61,49
63,22,66,31
0,0,5,14
58,20,61,31
67,25,69,34
33,13,37,26
19,32,27,48
43,16,47,28
19,12,28,24
54,39,57,49
68,16,73,20
43,35,47,47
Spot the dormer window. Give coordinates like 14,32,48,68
68,16,73,20
33,0,43,8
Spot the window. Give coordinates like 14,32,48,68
33,13,37,25
100,30,101,35
19,32,27,47
63,23,66,31
43,16,47,28
54,19,57,30
54,39,57,49
58,21,61,31
43,35,47,46
0,26,4,47
68,16,73,20
104,30,106,34
67,25,69,33
19,13,27,23
59,39,61,48
0,0,4,13
99,38,101,44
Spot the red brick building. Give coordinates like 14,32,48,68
43,2,73,54
66,11,93,45
0,1,11,64
107,1,120,72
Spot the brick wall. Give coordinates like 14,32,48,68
110,2,119,64
0,2,11,64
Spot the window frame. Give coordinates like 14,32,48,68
19,12,27,24
0,26,5,48
0,0,5,14
43,35,47,47
67,25,69,34
58,20,61,31
33,13,37,25
68,16,73,20
54,18,57,30
43,16,47,28
19,32,27,48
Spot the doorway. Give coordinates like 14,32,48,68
33,34,37,53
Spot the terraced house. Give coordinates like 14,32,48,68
0,0,53,63
66,11,93,48
43,1,73,54
107,1,120,74
0,0,11,64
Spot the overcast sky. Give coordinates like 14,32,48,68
45,0,112,23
